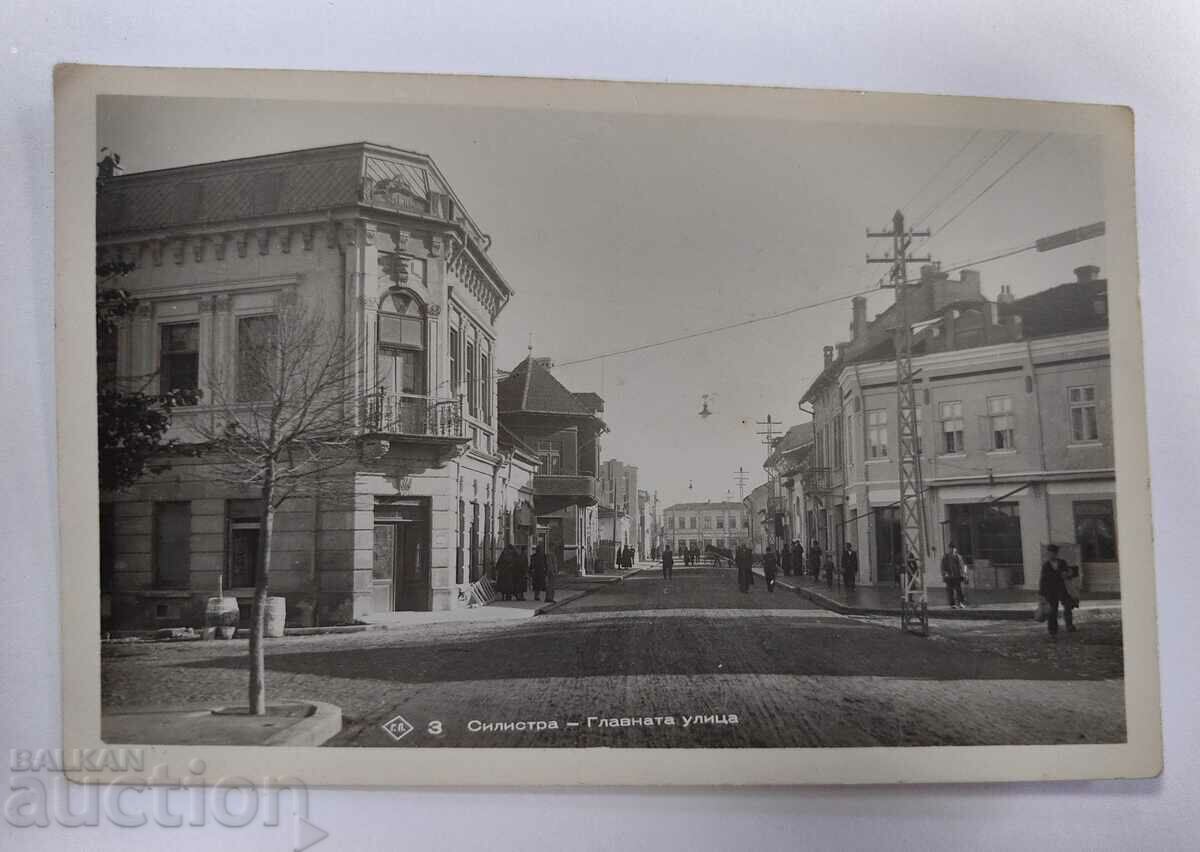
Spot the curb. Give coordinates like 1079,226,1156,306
261,700,343,747
787,581,1117,621
534,567,644,615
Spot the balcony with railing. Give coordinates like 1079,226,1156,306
363,392,466,441
801,467,833,494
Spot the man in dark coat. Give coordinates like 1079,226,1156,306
809,540,823,580
512,546,529,601
495,544,517,600
661,545,674,580
543,549,559,604
763,546,779,592
735,545,753,592
780,542,792,576
1039,544,1075,637
941,544,967,608
530,544,549,601
791,540,804,578
842,543,859,591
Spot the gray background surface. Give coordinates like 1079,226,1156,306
2,1,1196,848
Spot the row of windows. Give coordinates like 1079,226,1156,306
842,386,1101,463
665,515,749,530
448,308,492,425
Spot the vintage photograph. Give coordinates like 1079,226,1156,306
56,69,1159,784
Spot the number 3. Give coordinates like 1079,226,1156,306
427,720,443,735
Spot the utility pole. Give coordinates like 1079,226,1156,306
756,415,782,548
734,467,749,501
868,210,934,636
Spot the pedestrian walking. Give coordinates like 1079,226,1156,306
530,544,548,602
822,549,835,588
1039,545,1076,638
809,540,823,580
735,544,754,592
940,544,968,608
661,545,674,580
495,544,517,600
544,549,559,604
763,546,778,592
842,543,859,591
791,540,804,578
513,546,529,601
781,541,792,577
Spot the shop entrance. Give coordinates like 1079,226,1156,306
372,499,430,612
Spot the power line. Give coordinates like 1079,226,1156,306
899,129,983,217
912,131,1016,228
926,133,1053,247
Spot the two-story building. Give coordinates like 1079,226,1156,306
496,356,605,574
762,423,815,549
96,142,526,630
800,264,1117,593
661,501,749,553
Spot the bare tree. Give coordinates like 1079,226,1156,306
193,299,368,716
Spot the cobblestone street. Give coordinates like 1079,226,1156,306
102,567,1126,747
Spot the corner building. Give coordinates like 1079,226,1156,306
96,142,533,630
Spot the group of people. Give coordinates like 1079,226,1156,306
615,545,636,570
493,543,558,603
727,541,860,594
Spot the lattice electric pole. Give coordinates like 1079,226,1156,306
734,467,750,501
868,210,934,635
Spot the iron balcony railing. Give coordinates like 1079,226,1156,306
802,467,833,493
364,392,465,439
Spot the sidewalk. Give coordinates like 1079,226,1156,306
754,568,1121,620
360,565,640,628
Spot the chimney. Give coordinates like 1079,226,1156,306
851,296,868,342
996,284,1015,304
1074,265,1100,284
532,356,554,370
959,268,981,291
823,345,834,368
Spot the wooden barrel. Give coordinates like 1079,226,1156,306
205,596,240,639
265,596,287,638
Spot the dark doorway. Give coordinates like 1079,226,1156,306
373,500,431,612
874,507,903,586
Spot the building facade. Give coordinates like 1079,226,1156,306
497,356,605,575
801,264,1117,593
762,423,814,550
97,142,528,630
661,501,750,553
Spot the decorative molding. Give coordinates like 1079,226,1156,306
394,230,410,250
428,234,442,257
150,240,164,267
236,232,249,258
214,235,229,261
326,222,341,249
302,224,315,252
197,296,215,313
134,302,153,319
256,229,271,256
363,224,377,246
278,286,298,307
213,294,233,313
279,227,294,254
426,303,442,317
192,237,208,263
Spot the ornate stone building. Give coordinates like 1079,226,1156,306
97,142,536,630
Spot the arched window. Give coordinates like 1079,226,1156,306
377,291,425,396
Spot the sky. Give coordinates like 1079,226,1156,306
98,95,1107,509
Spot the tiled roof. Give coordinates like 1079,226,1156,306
1000,279,1108,338
497,356,598,416
95,142,489,244
764,423,815,468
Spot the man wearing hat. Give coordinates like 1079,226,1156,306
1038,544,1075,637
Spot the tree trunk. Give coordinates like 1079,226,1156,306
249,479,275,716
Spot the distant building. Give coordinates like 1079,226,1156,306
497,356,606,575
598,458,642,555
801,264,1117,593
661,501,749,552
762,423,815,548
